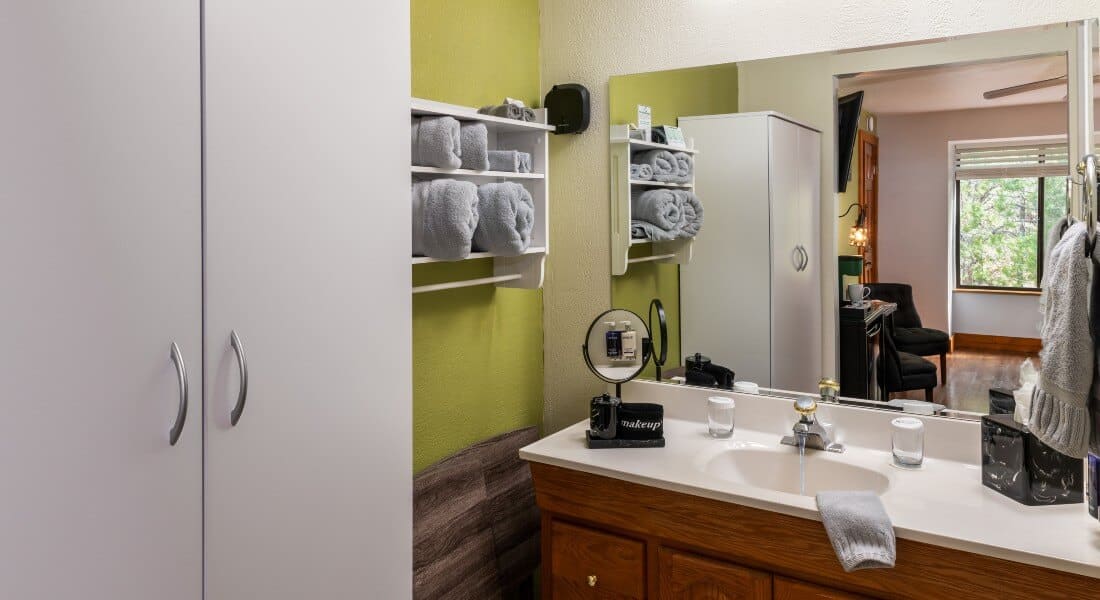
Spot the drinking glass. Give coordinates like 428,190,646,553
707,396,735,438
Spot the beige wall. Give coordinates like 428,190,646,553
876,102,1099,333
539,1,1098,433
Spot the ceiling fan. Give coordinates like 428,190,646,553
984,74,1100,100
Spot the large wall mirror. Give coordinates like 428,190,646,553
611,21,1098,419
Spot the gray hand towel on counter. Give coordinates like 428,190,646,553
411,179,480,260
631,149,678,182
411,116,462,169
487,150,532,173
674,190,704,237
1032,222,1093,458
473,182,534,256
631,188,684,234
630,163,653,181
671,151,694,183
815,491,895,572
459,122,489,171
478,103,536,122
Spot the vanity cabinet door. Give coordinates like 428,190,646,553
773,576,868,600
549,520,645,598
658,549,771,600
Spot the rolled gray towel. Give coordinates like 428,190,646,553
631,149,678,182
630,163,653,181
674,190,704,237
631,188,684,233
631,220,678,242
487,150,532,173
672,152,694,183
815,491,895,572
411,116,462,169
478,103,536,122
473,182,534,255
411,179,479,260
459,122,489,171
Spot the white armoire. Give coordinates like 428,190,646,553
0,2,411,599
678,112,822,393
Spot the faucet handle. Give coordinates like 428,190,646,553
818,378,840,401
794,396,817,417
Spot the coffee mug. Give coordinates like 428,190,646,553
847,283,871,306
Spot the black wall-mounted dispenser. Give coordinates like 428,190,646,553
544,84,590,134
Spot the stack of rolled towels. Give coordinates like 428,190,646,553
630,149,693,184
411,179,535,260
478,100,536,122
411,115,533,173
630,188,704,242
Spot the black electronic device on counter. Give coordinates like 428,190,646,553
544,84,590,134
981,413,1082,506
684,353,735,390
586,394,665,449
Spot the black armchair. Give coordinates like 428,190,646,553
866,283,950,384
879,314,938,402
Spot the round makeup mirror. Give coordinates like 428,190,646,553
583,308,652,388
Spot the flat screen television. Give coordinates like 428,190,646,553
837,91,864,193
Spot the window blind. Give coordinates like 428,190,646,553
953,140,1069,180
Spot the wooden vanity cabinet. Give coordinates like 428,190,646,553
531,462,1097,599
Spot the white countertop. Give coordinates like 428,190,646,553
521,416,1100,579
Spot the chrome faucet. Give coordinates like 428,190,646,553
780,378,844,453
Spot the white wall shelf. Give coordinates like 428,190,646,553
610,123,696,276
411,97,550,291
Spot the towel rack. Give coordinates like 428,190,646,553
412,274,523,294
627,253,677,265
1076,153,1097,255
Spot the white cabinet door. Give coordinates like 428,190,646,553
768,117,806,391
0,3,202,599
794,126,823,392
203,2,412,599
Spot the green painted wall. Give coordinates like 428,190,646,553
608,64,739,376
411,0,543,472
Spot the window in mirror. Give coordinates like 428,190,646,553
955,175,1067,291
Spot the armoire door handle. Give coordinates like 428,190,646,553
230,330,249,426
169,342,188,446
801,245,810,271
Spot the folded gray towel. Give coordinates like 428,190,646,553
674,190,704,237
1032,222,1093,457
473,182,534,255
411,116,462,169
478,103,536,122
459,122,489,171
631,188,684,233
631,149,678,182
815,491,895,572
672,152,694,183
631,220,679,241
630,163,653,181
487,150,532,173
411,179,480,260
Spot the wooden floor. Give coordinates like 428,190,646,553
891,349,1038,413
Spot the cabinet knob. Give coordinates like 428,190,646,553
587,574,597,587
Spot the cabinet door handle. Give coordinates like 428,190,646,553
230,330,249,426
801,245,810,271
169,342,188,446
587,574,597,587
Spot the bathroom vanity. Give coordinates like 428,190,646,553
521,382,1100,599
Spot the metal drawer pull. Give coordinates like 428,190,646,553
169,342,188,446
587,575,597,587
230,330,249,426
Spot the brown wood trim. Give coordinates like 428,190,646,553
953,287,1042,296
529,462,1096,600
953,333,1041,354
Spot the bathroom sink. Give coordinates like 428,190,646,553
701,445,891,496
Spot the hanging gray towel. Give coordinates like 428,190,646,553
1032,222,1093,458
411,116,462,169
473,182,534,256
674,190,704,237
631,188,684,234
671,152,694,183
815,491,895,572
411,179,480,260
631,149,678,182
487,150,532,173
630,163,653,181
478,103,536,122
460,122,489,171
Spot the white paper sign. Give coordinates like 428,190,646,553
637,105,652,130
663,126,687,149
